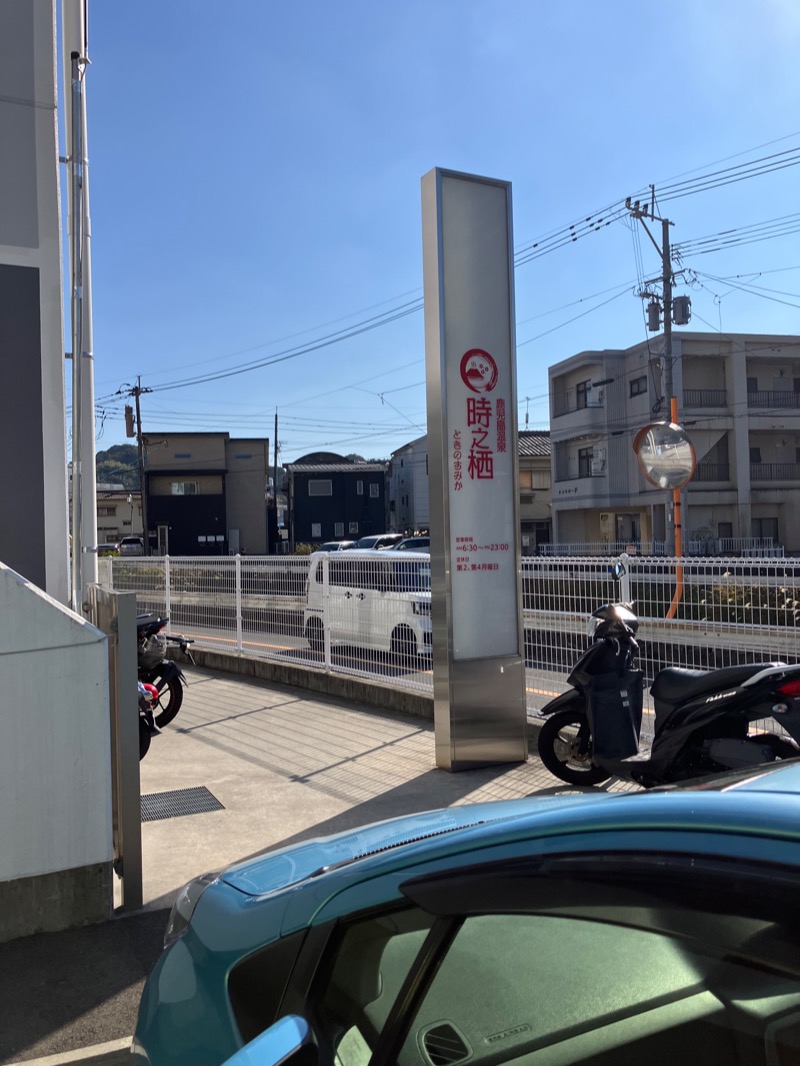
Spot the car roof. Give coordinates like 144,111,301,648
310,548,429,559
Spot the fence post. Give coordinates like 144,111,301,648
164,555,171,631
86,584,142,912
618,552,632,604
235,554,243,653
322,553,331,673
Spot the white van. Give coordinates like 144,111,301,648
304,549,431,661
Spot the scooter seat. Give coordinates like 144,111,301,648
651,663,784,705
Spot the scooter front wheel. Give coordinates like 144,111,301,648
537,707,611,786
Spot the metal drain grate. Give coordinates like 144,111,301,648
141,786,225,822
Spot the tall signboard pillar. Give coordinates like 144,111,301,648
421,168,528,770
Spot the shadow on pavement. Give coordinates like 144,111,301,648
142,755,597,914
0,907,169,1063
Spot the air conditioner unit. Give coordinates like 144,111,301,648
591,459,605,475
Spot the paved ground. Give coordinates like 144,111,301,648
0,665,626,1065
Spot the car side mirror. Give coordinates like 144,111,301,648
219,1016,317,1066
613,561,626,580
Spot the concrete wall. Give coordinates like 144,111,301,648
0,564,113,941
225,438,269,554
0,0,69,603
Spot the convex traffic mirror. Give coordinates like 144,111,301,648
632,421,696,489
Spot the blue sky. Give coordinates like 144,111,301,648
69,0,800,463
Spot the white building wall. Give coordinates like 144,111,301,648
0,0,69,603
0,564,112,883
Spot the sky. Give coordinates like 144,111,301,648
66,0,800,465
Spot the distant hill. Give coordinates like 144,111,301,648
96,444,139,489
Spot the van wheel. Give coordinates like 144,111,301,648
305,618,324,654
391,626,418,666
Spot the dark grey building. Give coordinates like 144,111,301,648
285,452,388,547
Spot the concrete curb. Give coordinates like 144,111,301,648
176,645,545,742
5,1038,131,1066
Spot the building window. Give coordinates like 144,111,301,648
334,522,344,537
752,516,779,541
519,470,532,490
97,505,116,516
308,479,333,496
747,377,758,393
576,380,591,409
311,522,322,539
349,521,359,534
578,447,593,477
357,480,364,495
718,522,733,539
369,483,380,498
750,447,762,464
630,376,647,397
171,482,198,495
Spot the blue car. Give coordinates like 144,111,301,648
133,762,800,1066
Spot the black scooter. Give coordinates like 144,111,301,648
137,613,194,729
537,595,800,788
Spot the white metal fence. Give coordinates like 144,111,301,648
110,553,800,737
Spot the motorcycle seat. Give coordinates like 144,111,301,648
651,663,785,705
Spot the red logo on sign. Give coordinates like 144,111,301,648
460,349,498,393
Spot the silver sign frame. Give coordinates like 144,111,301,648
422,167,527,770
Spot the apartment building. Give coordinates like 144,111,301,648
548,332,800,554
389,436,429,533
388,431,551,552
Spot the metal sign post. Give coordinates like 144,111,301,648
421,168,527,770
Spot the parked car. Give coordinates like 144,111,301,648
134,760,800,1066
303,549,431,661
118,535,145,556
390,535,430,551
354,532,404,550
318,540,357,551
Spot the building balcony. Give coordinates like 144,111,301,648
747,391,800,409
552,393,604,418
554,470,605,483
693,462,730,482
683,388,727,408
750,462,800,481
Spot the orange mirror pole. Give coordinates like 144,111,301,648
666,397,684,619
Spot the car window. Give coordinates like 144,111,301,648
312,907,436,1066
383,855,800,1066
392,561,430,592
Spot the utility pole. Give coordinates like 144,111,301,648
627,189,680,555
126,378,152,555
273,409,279,551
